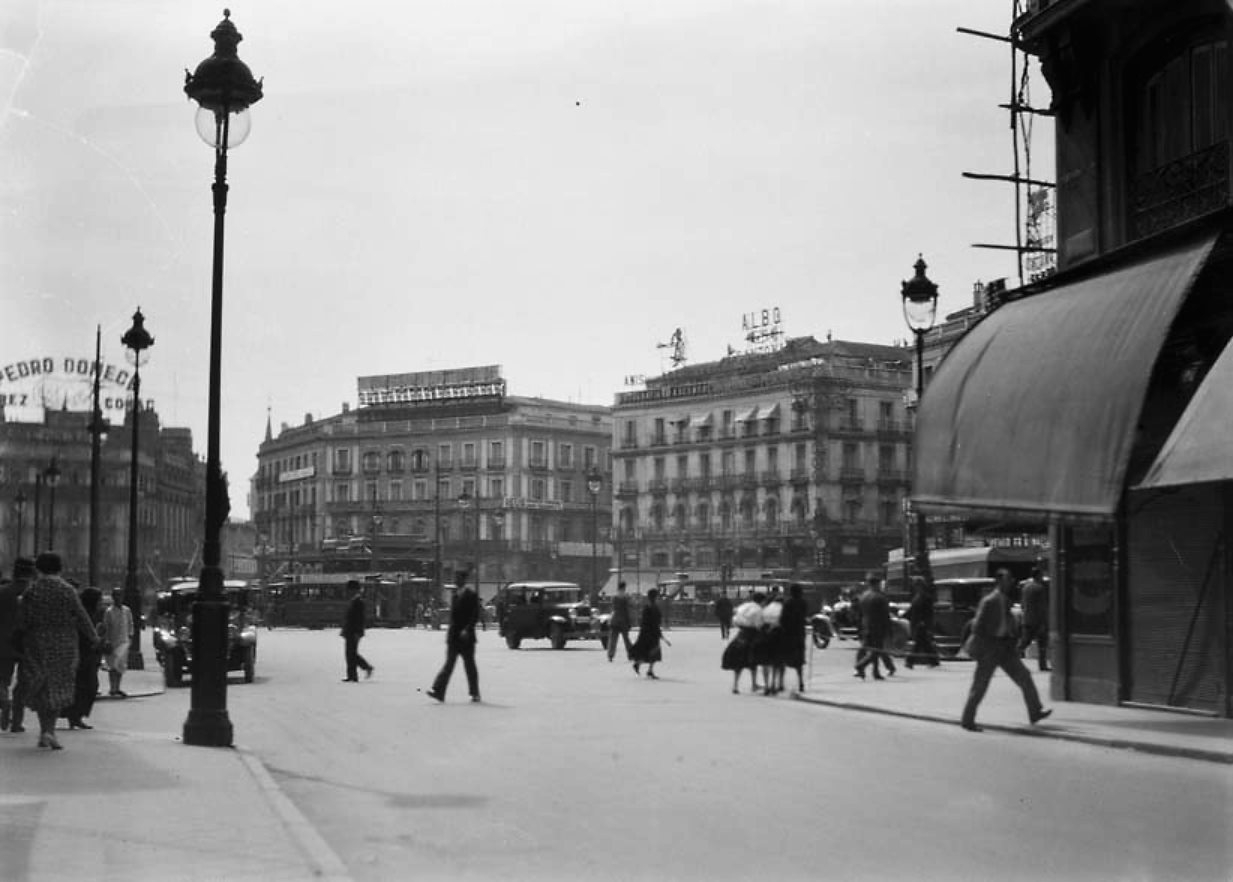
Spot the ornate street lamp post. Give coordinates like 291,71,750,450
44,458,61,551
901,254,939,587
121,308,153,670
182,9,263,748
32,473,42,555
13,491,26,560
490,509,505,589
587,466,602,601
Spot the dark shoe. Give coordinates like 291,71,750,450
68,720,93,730
886,668,896,677
961,722,983,732
426,689,444,703
364,667,374,680
853,670,865,680
632,663,641,676
9,724,25,734
1030,708,1053,724
342,678,358,682
873,673,885,681
647,671,658,680
470,695,481,703
0,704,9,731
114,690,127,699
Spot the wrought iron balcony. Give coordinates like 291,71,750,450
1130,141,1229,241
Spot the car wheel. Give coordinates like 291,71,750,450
550,624,566,650
166,651,184,688
506,633,521,650
243,647,256,683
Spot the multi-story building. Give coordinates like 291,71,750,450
610,336,912,590
251,366,612,599
0,406,205,592
913,0,1233,715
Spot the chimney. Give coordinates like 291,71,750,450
342,402,350,414
303,413,313,425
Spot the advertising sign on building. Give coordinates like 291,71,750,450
0,354,152,420
357,365,505,407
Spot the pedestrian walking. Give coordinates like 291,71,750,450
340,580,374,681
780,583,808,693
606,581,634,662
101,588,134,697
758,592,784,695
14,552,101,750
714,590,734,640
0,557,36,733
1017,567,1050,671
62,586,105,730
427,570,480,702
722,593,764,693
960,568,1052,732
629,588,664,679
904,576,940,669
854,573,896,680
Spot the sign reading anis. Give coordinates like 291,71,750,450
0,354,152,418
357,365,506,407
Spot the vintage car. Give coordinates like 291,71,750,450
152,579,259,687
932,577,997,657
497,581,597,649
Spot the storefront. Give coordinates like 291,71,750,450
912,229,1232,716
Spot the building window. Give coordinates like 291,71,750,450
623,421,638,449
1133,38,1230,177
491,477,504,498
437,444,452,467
412,448,430,471
676,454,688,478
365,480,379,502
652,418,665,446
390,481,403,501
719,501,732,530
489,440,505,467
362,451,381,474
793,443,807,471
880,498,897,528
842,442,859,470
878,445,895,471
335,482,351,502
583,446,597,469
700,452,712,478
531,440,547,468
765,498,779,529
462,442,477,467
413,479,427,500
334,448,351,473
844,499,861,523
767,447,779,473
673,503,686,530
560,480,573,502
387,449,405,473
651,503,665,530
437,477,451,500
531,478,546,501
721,450,734,476
740,497,755,527
696,502,710,529
559,443,574,468
653,457,666,480
879,400,893,424
623,459,635,481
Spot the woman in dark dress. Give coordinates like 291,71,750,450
629,589,663,679
779,583,809,693
63,586,104,730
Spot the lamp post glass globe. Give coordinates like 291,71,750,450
195,105,252,149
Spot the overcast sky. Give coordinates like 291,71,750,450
1,0,1051,520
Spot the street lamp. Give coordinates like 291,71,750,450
32,473,42,555
587,466,602,601
44,458,61,551
88,325,110,588
182,9,263,748
13,491,26,560
901,254,939,586
121,308,153,671
457,489,479,593
490,509,505,587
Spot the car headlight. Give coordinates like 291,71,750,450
240,627,258,644
160,630,178,649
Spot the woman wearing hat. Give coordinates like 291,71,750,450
629,589,664,679
15,553,101,749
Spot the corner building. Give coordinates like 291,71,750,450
914,0,1233,715
610,336,912,592
251,366,612,599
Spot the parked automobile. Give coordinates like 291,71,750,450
497,581,597,649
932,577,997,656
151,579,259,687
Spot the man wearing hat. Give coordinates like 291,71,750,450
427,569,481,703
0,557,36,732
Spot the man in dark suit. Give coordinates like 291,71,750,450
961,568,1052,732
428,570,481,702
854,573,896,680
341,580,374,682
606,581,634,662
1017,567,1050,671
0,557,36,732
714,590,734,640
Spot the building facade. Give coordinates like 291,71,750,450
914,0,1233,716
251,366,612,600
610,336,913,592
0,406,205,592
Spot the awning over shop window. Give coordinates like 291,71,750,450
913,233,1216,519
735,405,759,422
761,402,781,419
1137,333,1233,489
688,411,713,428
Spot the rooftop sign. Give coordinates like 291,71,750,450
357,365,505,407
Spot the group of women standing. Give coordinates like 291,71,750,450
720,584,808,695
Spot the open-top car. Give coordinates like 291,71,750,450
152,579,259,686
497,581,597,649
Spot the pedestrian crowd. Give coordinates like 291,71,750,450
719,584,808,696
0,551,135,751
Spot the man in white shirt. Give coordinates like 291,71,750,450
102,589,134,698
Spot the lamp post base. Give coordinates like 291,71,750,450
126,648,145,671
182,597,233,747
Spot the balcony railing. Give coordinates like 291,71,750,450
487,456,507,470
876,420,906,437
839,467,865,484
789,468,811,484
1130,140,1229,241
616,481,639,497
761,470,781,486
833,419,865,435
649,479,669,495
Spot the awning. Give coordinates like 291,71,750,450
688,411,713,428
1137,334,1233,489
735,405,758,422
751,402,781,420
913,233,1216,518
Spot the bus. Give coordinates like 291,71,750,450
885,545,1044,599
266,574,436,629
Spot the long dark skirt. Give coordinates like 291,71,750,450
750,627,778,667
62,649,102,723
629,630,662,664
722,628,757,671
